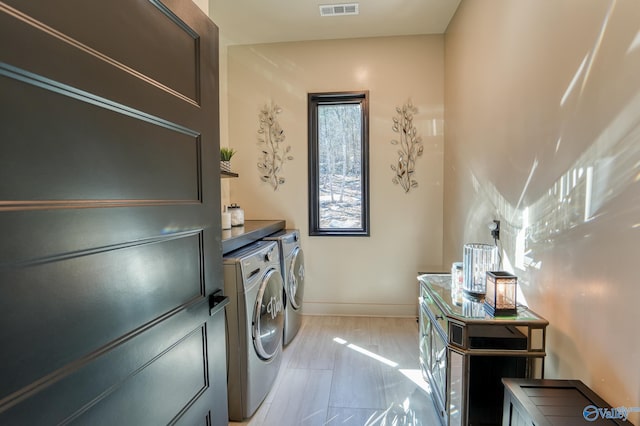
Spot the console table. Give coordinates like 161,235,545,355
418,274,549,426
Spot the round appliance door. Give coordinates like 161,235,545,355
287,247,305,310
252,267,284,360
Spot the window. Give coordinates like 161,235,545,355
308,91,369,236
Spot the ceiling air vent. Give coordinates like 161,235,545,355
319,3,359,17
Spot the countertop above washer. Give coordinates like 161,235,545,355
222,219,285,254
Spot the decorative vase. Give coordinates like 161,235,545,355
462,243,498,296
221,160,232,172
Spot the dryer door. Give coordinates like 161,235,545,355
288,247,305,310
252,268,284,360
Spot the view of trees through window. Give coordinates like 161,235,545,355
308,91,369,236
317,103,362,228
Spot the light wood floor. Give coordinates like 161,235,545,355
229,315,440,426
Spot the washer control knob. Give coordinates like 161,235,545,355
265,250,272,262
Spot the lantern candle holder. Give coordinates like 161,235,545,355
462,243,498,296
484,271,517,316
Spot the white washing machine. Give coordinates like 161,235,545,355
223,240,284,421
264,229,305,346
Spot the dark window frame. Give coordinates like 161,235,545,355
308,91,370,237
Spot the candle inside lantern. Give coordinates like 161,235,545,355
484,271,517,316
497,282,505,308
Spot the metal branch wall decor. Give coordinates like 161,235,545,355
390,100,424,193
257,102,293,190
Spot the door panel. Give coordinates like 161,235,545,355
0,1,209,133
3,0,200,102
0,0,225,424
0,73,201,201
1,232,205,395
4,306,210,424
71,325,209,426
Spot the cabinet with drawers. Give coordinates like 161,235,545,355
418,274,548,425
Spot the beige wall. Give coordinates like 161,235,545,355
192,0,208,15
444,0,640,420
218,38,231,207
226,35,445,316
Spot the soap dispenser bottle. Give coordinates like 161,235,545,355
228,203,244,227
221,206,231,230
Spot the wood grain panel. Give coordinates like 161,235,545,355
230,316,442,426
287,316,341,370
329,344,387,409
262,369,332,426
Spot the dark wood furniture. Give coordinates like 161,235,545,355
502,378,631,425
419,274,549,425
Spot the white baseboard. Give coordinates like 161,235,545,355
301,301,417,317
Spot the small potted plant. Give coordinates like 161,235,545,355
220,147,236,172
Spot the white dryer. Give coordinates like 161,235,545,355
223,240,284,421
264,229,305,346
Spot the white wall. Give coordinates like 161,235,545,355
227,35,445,316
444,0,640,420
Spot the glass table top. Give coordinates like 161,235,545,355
418,274,548,324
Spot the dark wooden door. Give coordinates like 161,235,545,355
0,1,226,424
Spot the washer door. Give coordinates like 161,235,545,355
288,247,305,310
252,267,284,360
